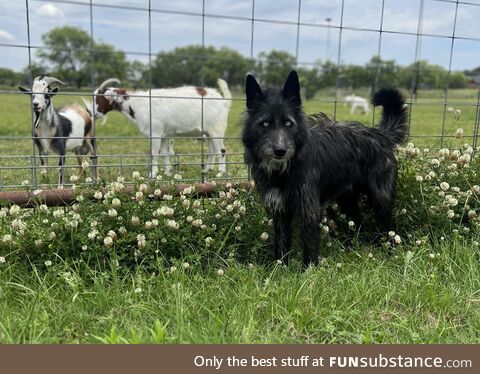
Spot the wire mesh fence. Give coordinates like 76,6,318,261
0,0,479,190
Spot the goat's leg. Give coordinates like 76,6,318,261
209,137,226,176
57,154,65,189
205,139,215,173
86,138,99,180
159,138,172,176
75,150,85,177
39,151,48,176
149,138,162,178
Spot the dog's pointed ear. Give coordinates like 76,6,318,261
18,86,31,94
245,74,263,109
282,70,301,106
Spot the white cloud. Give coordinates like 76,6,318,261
0,29,15,41
36,3,65,19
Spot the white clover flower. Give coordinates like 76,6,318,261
131,216,140,225
81,159,90,169
322,225,330,234
182,199,191,209
416,176,423,182
145,221,153,229
11,219,27,232
104,236,113,247
108,208,118,218
205,236,213,247
2,234,13,244
132,171,141,179
152,219,159,227
107,230,117,240
70,175,79,183
21,180,30,186
472,185,480,194
428,253,436,259
415,239,422,246
393,235,401,244
234,225,241,232
166,219,179,230
138,183,148,193
458,153,471,166
429,171,436,178
155,174,163,181
192,200,201,209
154,189,162,197
191,219,203,228
186,215,194,223
81,245,87,251
163,194,173,201
438,148,450,158
134,287,142,294
93,191,103,200
137,234,146,248
388,231,396,238
9,205,21,217
156,206,174,216
467,210,477,220
0,256,5,264
170,266,177,273
135,191,144,202
348,221,355,228
455,128,464,139
111,198,121,208
367,252,374,258
44,260,52,267
217,269,224,276
173,173,182,181
259,232,269,243
440,182,450,191
118,227,127,235
464,146,474,155
447,210,455,219
34,239,43,247
49,231,56,240
85,177,93,183
430,158,440,168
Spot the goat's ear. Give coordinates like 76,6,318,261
48,87,59,96
245,74,263,109
282,70,301,107
18,86,31,94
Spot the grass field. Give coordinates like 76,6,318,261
0,87,479,343
0,87,478,187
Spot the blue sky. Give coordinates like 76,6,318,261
1,0,479,72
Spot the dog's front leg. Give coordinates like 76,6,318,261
273,211,293,265
301,219,320,269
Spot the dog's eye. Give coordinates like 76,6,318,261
262,121,270,127
285,121,292,127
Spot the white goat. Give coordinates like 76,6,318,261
344,94,371,114
91,78,232,177
454,109,461,120
19,76,97,187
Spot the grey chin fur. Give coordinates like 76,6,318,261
261,158,291,175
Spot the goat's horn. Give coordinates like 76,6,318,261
97,78,121,92
43,76,66,87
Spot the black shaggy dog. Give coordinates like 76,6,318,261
242,71,408,268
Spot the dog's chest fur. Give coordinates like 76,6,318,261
262,187,285,213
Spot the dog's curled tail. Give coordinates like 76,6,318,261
217,78,232,107
372,88,408,145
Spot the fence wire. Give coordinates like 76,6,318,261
0,0,479,190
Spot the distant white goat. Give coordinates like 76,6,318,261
446,106,454,113
91,78,232,177
19,76,97,187
344,94,371,114
454,109,461,120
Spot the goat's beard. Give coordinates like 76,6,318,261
34,111,41,128
260,158,291,176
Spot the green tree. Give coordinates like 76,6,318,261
38,26,91,88
0,68,22,87
38,26,128,88
256,50,296,86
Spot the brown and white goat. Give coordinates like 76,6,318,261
90,78,232,177
19,76,98,187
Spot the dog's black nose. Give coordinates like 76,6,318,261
274,148,287,157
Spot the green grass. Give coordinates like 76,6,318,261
0,88,478,187
0,88,480,343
